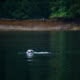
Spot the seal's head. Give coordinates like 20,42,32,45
26,49,34,58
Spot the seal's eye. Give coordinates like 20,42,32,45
28,50,33,53
26,49,34,54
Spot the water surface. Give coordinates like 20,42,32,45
0,31,80,80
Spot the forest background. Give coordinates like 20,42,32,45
0,0,80,19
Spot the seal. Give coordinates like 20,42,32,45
26,49,34,58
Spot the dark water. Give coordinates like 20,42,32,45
0,31,80,80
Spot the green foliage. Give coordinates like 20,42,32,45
0,0,80,19
67,4,80,18
49,0,80,18
49,7,67,18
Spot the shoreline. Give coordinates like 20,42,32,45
0,20,80,31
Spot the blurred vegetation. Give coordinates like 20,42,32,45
0,0,80,19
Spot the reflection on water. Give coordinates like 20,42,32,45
25,53,54,80
0,31,80,80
